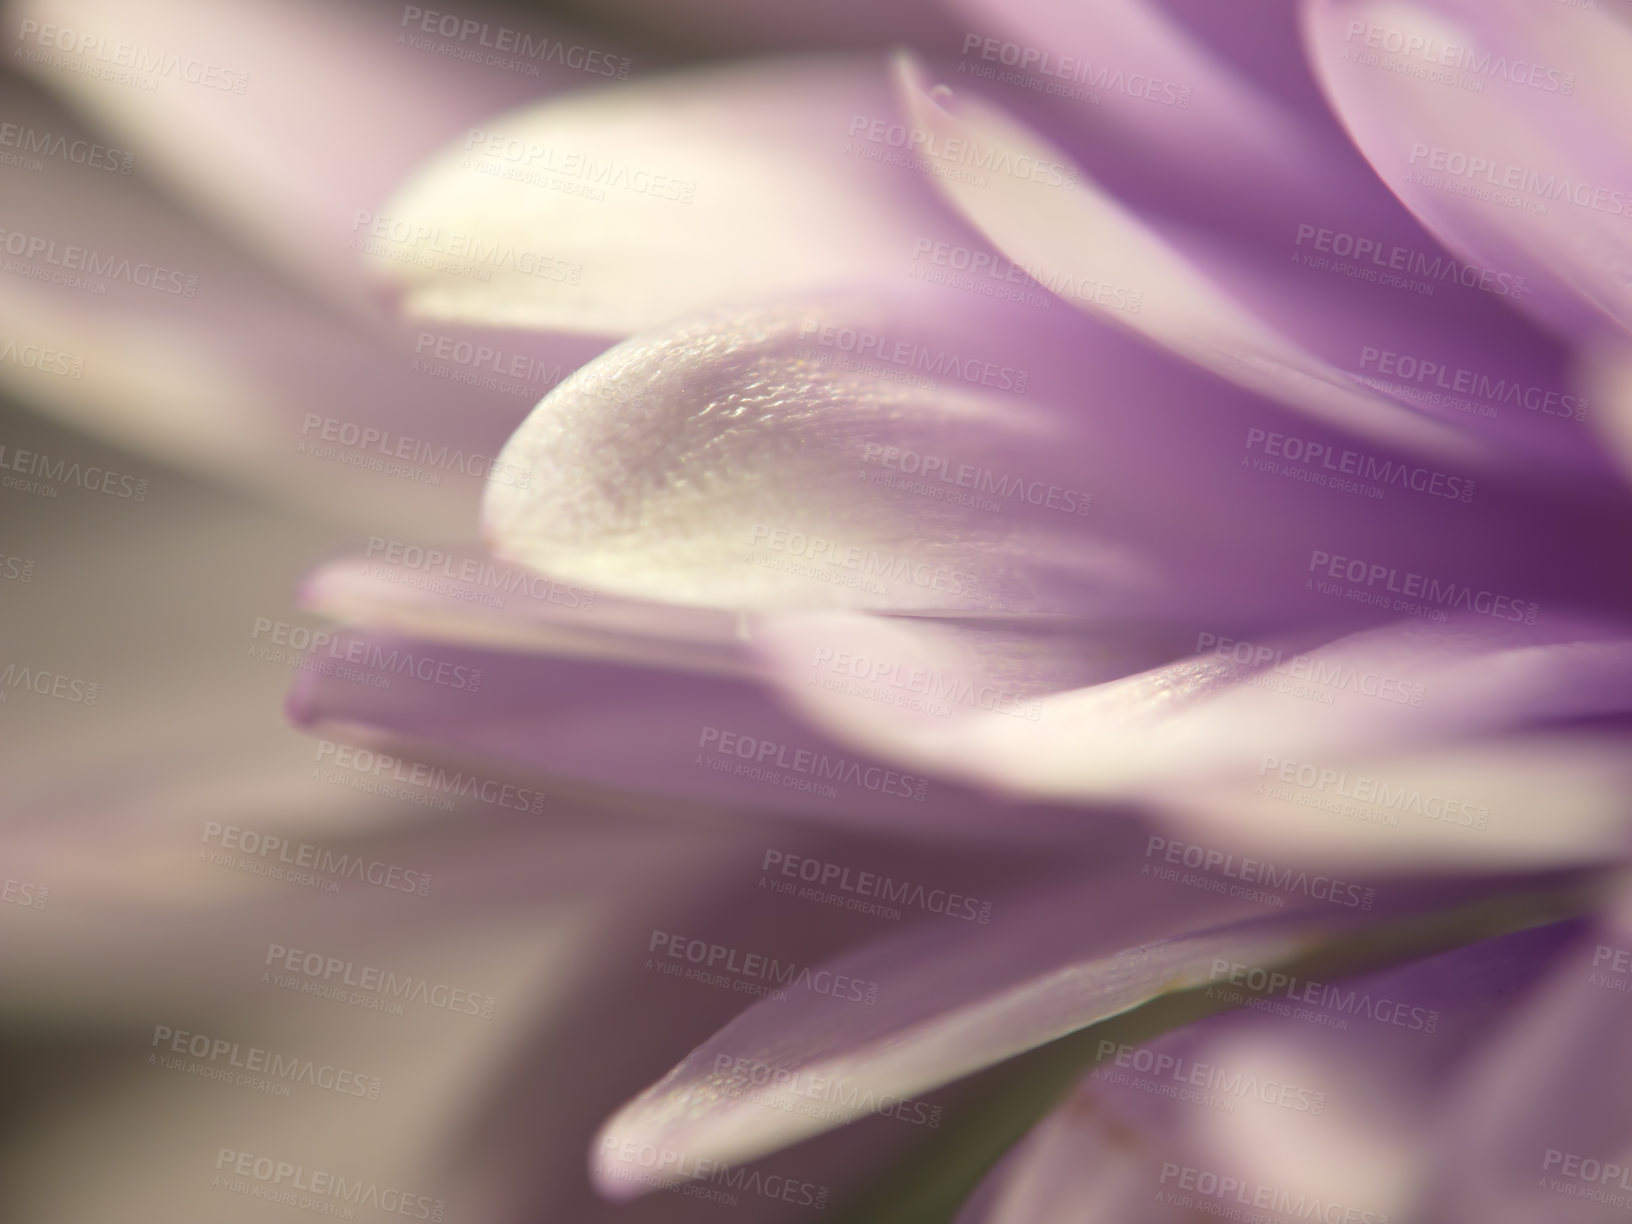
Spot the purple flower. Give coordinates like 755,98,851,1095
5,0,1632,1220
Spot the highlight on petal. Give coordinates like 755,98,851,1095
591,879,1587,1200
758,611,1632,803
376,56,973,333
1154,732,1632,872
889,52,1487,467
481,295,1156,614
1302,0,1632,341
592,892,1325,1198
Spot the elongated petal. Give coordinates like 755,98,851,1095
1303,0,1632,342
592,879,1313,1196
758,612,1632,801
377,56,975,333
890,52,1621,476
480,295,1165,614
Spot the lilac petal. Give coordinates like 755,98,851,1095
8,0,593,310
1154,731,1632,872
376,56,978,333
1429,887,1632,1222
1303,0,1632,342
299,548,748,678
481,295,1174,615
480,286,1602,621
591,873,1325,1197
757,611,1632,801
281,624,1044,838
890,53,1495,468
956,918,1582,1224
948,0,1327,193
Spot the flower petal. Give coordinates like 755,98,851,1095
377,56,975,333
757,612,1632,801
890,52,1499,468
1302,0,1632,341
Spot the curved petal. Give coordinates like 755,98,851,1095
1154,730,1632,873
480,295,1163,615
591,875,1581,1198
1302,0,1632,342
377,55,978,333
890,52,1511,469
757,612,1632,802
